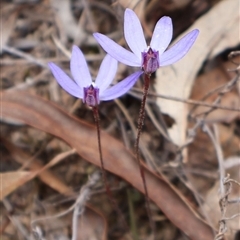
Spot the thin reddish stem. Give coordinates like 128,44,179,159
92,107,129,232
134,74,156,238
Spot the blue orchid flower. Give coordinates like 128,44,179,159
49,45,143,107
93,8,199,75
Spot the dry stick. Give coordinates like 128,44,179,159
183,70,240,151
3,45,47,68
214,175,233,240
32,226,46,240
181,70,240,150
175,71,240,236
135,73,156,238
130,88,240,112
72,171,100,240
194,73,240,118
145,103,171,142
92,107,129,233
176,70,240,231
3,199,31,240
189,83,228,116
204,125,236,240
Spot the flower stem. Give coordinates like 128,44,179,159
134,74,156,239
92,107,129,233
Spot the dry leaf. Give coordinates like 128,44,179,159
1,90,213,240
0,171,36,200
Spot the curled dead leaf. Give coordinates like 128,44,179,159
0,90,214,240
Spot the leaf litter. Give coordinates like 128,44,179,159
0,0,239,239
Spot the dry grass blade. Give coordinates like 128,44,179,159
72,171,101,240
2,138,76,196
1,90,214,240
1,171,36,200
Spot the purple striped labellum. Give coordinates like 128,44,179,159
83,83,100,107
141,47,160,75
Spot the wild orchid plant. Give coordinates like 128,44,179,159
48,46,143,230
49,7,199,237
94,8,199,234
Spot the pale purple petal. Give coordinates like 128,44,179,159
160,29,199,66
95,54,118,94
150,16,173,54
93,33,141,67
48,62,83,98
70,45,92,88
124,8,147,60
100,70,143,101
